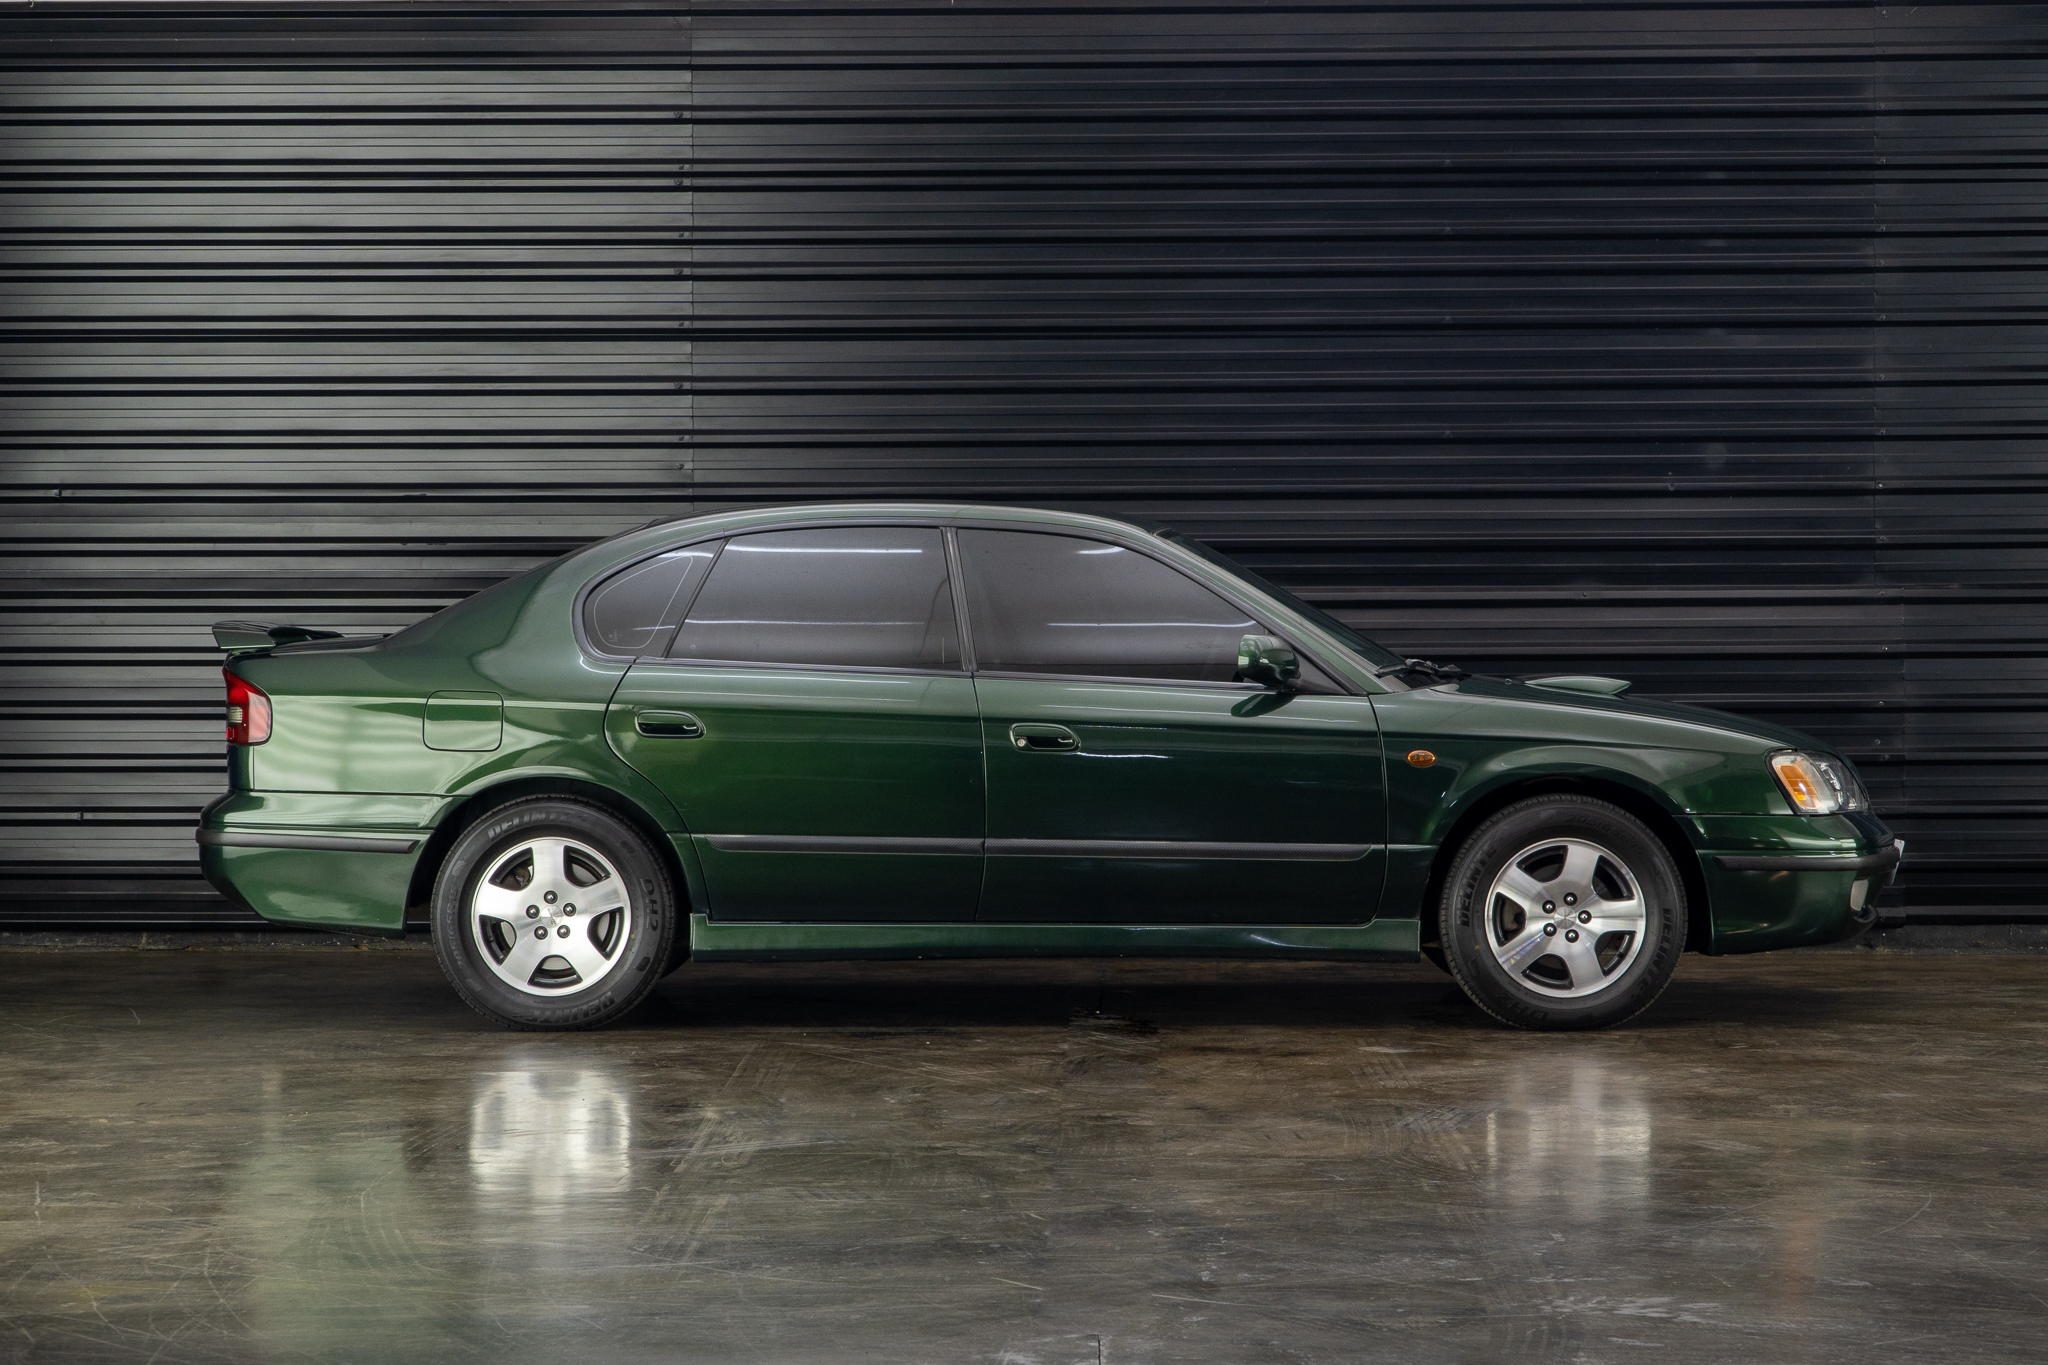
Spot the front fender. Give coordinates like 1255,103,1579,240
1426,746,1703,849
1368,684,1767,923
1370,681,1786,853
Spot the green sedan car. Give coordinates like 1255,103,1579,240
200,503,1901,1032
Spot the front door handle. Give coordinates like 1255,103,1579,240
635,709,704,739
1009,722,1078,752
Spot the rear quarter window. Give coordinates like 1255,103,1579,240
583,544,719,657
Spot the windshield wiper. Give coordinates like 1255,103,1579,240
1375,657,1469,682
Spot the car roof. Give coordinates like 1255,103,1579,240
631,502,1165,538
567,503,1182,598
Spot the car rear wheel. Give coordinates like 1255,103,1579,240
431,797,676,1030
1439,795,1686,1030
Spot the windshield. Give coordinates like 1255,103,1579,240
1160,530,1407,671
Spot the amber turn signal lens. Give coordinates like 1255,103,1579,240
1768,751,1838,815
1406,749,1436,768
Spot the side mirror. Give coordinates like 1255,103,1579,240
1236,634,1300,691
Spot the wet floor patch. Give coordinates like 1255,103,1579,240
1,951,2044,1363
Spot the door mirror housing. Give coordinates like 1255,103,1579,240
1236,634,1300,690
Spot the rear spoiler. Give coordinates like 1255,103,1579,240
212,620,347,652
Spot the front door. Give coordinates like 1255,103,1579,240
959,528,1386,924
606,524,983,922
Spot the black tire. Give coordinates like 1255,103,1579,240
431,796,677,1030
1439,795,1686,1030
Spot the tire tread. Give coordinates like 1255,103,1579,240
430,794,677,1031
1438,794,1686,1031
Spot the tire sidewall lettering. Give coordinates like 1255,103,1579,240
1438,795,1687,1031
430,797,676,1031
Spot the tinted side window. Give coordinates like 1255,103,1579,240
959,530,1259,682
583,543,719,656
669,526,960,669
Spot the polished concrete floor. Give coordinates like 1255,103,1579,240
2,948,2046,1364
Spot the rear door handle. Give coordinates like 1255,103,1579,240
1009,722,1078,752
635,709,704,739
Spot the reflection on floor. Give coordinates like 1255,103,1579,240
469,1065,632,1213
2,948,2044,1363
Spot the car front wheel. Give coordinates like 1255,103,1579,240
1439,795,1686,1030
431,796,677,1030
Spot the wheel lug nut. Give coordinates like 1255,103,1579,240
564,904,576,916
1565,929,1580,943
1578,910,1591,924
556,925,571,938
526,906,539,918
1563,893,1577,906
1543,901,1555,913
543,891,558,904
533,926,547,940
1542,923,1557,937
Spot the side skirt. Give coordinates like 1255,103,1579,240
687,914,1420,963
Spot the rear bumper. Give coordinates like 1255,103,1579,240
198,829,420,855
1698,829,1903,955
197,791,442,935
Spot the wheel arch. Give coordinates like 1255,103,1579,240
1417,773,1713,957
404,776,690,928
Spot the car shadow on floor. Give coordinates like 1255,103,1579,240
55,949,1860,1035
641,961,1548,1034
626,956,1864,1036
1641,970,1886,1031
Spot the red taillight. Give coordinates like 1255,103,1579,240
224,669,271,745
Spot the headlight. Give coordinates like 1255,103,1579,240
1769,750,1868,815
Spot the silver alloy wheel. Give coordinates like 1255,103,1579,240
1485,836,1647,998
468,836,634,997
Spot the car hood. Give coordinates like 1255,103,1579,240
1440,675,1840,756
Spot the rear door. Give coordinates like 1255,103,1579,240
961,528,1387,924
605,524,983,922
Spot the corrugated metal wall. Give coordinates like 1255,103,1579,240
3,2,2042,925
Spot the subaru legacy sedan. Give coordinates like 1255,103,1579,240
200,503,1900,1031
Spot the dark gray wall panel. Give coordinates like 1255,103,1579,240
0,3,694,922
1879,15,2048,916
2,2,2043,924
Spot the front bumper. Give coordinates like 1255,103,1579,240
1696,820,1902,954
1714,839,1903,905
